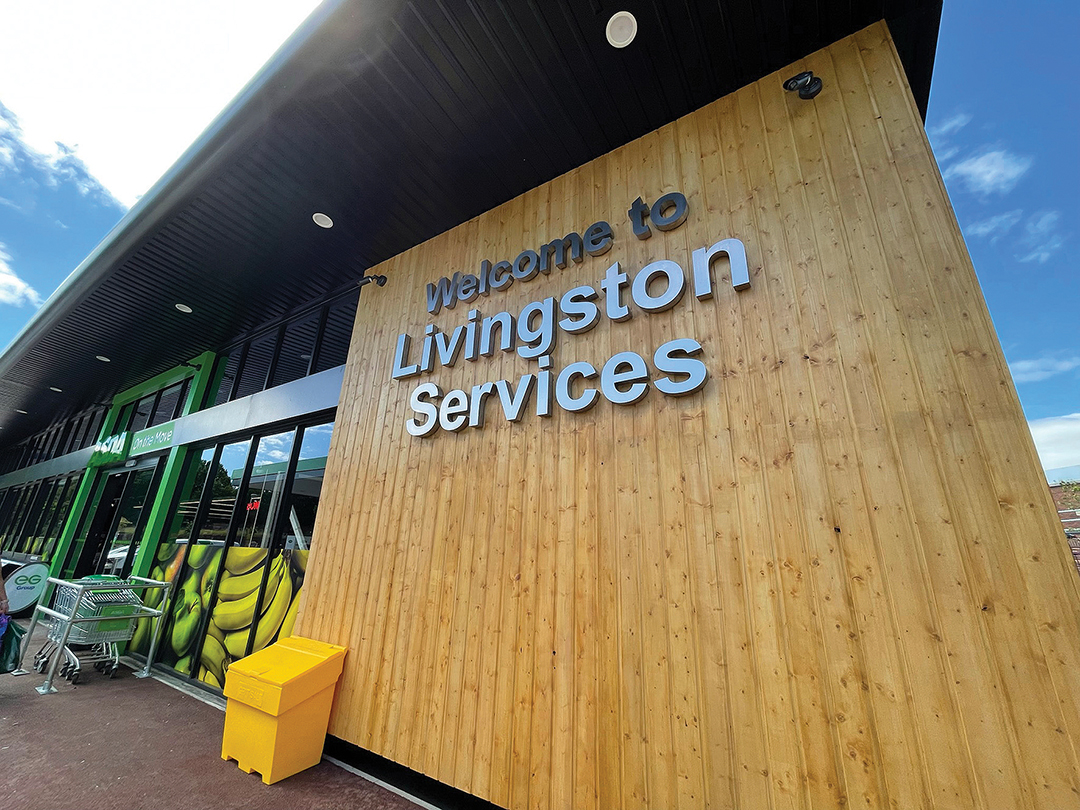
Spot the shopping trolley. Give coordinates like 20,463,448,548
12,574,170,694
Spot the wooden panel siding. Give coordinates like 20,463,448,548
296,23,1080,810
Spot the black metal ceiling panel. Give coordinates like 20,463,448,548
0,0,942,447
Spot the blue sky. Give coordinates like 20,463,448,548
0,103,126,315
924,0,1079,478
0,1,1076,476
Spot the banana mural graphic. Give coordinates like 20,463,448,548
211,555,285,630
200,634,228,684
251,567,293,651
224,548,268,575
215,560,268,601
146,546,311,690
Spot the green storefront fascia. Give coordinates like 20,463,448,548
45,351,218,585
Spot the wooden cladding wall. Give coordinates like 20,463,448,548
297,23,1080,810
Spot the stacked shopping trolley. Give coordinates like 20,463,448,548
13,574,170,694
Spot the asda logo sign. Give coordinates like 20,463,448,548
88,431,130,467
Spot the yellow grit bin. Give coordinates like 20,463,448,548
221,636,347,784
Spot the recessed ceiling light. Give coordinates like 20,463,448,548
15,409,28,414
96,355,111,362
312,212,334,229
49,386,63,392
175,303,193,313
606,11,637,48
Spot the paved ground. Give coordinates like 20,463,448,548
1,626,417,810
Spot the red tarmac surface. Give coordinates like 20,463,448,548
1,626,416,810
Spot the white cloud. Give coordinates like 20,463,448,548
1029,413,1080,471
933,145,960,164
929,112,972,139
927,111,971,166
0,242,43,307
0,102,123,208
1009,356,1080,384
965,209,1023,242
943,149,1033,196
1017,211,1067,264
0,1,321,208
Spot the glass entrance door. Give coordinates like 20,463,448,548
71,462,163,579
97,465,161,578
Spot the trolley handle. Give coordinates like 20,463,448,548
45,576,170,593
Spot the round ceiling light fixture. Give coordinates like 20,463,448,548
175,303,193,313
606,11,637,48
49,386,63,392
312,212,334,229
96,355,111,362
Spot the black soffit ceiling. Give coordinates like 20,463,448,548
0,0,942,447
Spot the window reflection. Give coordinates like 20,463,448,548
164,447,216,545
284,422,334,549
234,431,295,548
199,439,249,545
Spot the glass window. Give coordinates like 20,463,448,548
2,486,27,549
99,466,158,578
211,350,240,407
111,402,134,436
0,486,27,544
235,333,276,400
283,421,334,550
50,425,67,460
314,293,357,372
57,424,73,457
41,475,79,562
9,481,45,554
27,434,44,466
271,313,319,388
22,479,61,556
198,439,251,546
150,380,187,427
39,428,59,463
139,445,230,677
63,417,83,455
83,408,106,448
138,421,329,685
233,430,295,548
162,446,215,546
129,394,157,433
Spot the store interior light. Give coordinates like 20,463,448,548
312,212,334,229
606,11,637,48
175,303,193,313
15,409,28,414
49,386,62,392
96,355,111,362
